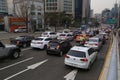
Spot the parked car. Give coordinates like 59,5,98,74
14,27,27,33
0,41,21,59
64,46,97,70
41,31,57,39
46,39,72,56
10,35,34,48
84,37,102,51
30,37,52,49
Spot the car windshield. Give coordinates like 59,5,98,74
34,38,43,41
68,50,86,57
43,33,48,35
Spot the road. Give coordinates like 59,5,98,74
0,39,110,80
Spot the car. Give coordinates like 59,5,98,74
0,41,21,59
41,31,57,39
10,35,34,48
64,46,97,70
14,27,27,33
30,37,52,49
95,33,106,44
84,37,102,51
46,39,72,56
57,33,67,40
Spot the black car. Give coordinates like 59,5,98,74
46,39,72,56
0,41,21,59
10,35,34,48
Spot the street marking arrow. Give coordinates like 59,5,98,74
64,69,78,80
4,59,48,80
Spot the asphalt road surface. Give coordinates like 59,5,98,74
0,40,110,80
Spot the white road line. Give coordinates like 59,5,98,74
4,59,48,80
64,69,78,80
22,47,31,51
4,68,29,80
0,57,34,71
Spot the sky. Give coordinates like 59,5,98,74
91,0,118,14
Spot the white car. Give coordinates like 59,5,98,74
30,37,52,49
84,37,102,51
57,33,67,40
64,46,97,70
41,31,57,39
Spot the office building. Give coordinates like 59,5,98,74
0,0,8,16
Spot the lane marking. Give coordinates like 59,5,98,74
64,69,78,80
4,59,48,80
0,57,34,71
22,47,31,51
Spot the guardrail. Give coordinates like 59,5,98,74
107,34,118,80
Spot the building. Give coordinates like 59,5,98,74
0,0,8,16
13,0,44,31
7,0,14,15
75,0,91,23
45,0,74,16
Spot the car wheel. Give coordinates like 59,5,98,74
23,43,27,48
59,51,63,56
87,62,91,70
44,45,47,50
11,51,20,59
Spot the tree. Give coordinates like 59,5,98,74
13,0,35,32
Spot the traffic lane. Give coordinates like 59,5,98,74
75,40,110,80
9,55,73,80
0,39,109,80
0,49,49,80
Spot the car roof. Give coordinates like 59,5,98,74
89,37,99,40
49,39,65,43
37,36,49,39
70,46,89,52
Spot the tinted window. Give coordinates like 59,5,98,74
88,38,98,42
45,38,52,41
68,50,86,57
34,38,43,41
49,42,59,47
88,48,95,55
50,32,56,35
60,34,66,36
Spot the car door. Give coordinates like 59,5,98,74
88,48,95,63
0,42,9,58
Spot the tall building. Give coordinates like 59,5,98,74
45,0,74,16
75,0,91,23
0,0,8,16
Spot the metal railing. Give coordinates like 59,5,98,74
107,34,118,80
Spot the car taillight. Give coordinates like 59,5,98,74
17,41,20,44
80,58,88,62
37,42,43,44
65,55,70,58
95,44,99,46
57,45,60,49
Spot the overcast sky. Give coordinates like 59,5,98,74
91,0,118,13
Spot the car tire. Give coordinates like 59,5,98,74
59,51,63,56
44,45,47,50
11,51,20,59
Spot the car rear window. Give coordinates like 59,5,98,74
34,38,43,41
60,34,66,36
50,32,56,35
49,42,59,46
68,50,86,57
